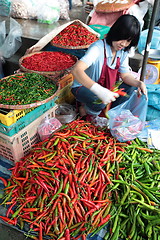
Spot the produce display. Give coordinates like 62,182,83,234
20,51,77,72
0,73,58,106
50,22,99,48
0,120,159,240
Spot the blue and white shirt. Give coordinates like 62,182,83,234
71,39,130,88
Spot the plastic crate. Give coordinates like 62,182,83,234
58,73,73,89
0,105,57,163
56,82,75,105
0,98,56,136
89,25,110,39
0,108,34,126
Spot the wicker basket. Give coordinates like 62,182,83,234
50,42,91,50
95,0,135,13
50,21,99,49
19,51,78,78
0,73,60,109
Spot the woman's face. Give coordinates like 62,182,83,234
112,39,131,51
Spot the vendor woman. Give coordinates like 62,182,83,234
71,14,147,123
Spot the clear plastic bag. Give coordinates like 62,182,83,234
108,90,148,142
36,0,60,24
55,103,77,124
0,17,22,58
38,117,62,141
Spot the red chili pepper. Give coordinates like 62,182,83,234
114,88,129,97
6,201,17,218
39,222,43,240
0,177,8,186
0,216,17,225
97,214,111,227
65,228,70,240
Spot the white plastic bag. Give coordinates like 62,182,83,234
0,18,22,58
36,0,60,24
38,117,62,141
10,0,37,19
59,0,70,20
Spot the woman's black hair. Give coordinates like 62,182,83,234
106,14,140,51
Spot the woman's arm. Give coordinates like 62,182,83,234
72,60,119,104
120,72,147,95
72,60,95,88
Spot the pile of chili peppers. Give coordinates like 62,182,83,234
0,73,58,105
21,52,77,72
0,120,160,240
51,23,99,47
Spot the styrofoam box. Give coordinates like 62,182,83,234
0,105,57,163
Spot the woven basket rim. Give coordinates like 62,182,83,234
49,42,91,49
0,73,60,109
19,51,78,75
95,0,136,13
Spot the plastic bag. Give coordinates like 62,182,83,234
0,0,11,16
38,117,62,141
146,84,160,121
0,17,22,58
10,0,37,19
36,0,60,24
59,0,70,20
55,103,77,124
108,90,148,142
138,27,160,54
138,117,160,142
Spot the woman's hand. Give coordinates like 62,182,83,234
137,81,148,98
121,72,147,98
25,44,42,55
90,83,119,104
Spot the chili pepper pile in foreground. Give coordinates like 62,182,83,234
21,52,77,72
0,73,58,105
105,138,160,240
0,120,160,240
0,120,121,239
51,23,99,47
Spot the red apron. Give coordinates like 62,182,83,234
98,39,120,90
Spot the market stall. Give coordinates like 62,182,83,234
0,5,160,240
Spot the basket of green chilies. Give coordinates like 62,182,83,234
0,72,60,109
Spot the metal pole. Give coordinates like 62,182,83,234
140,0,160,82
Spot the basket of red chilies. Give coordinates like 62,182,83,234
19,51,78,79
